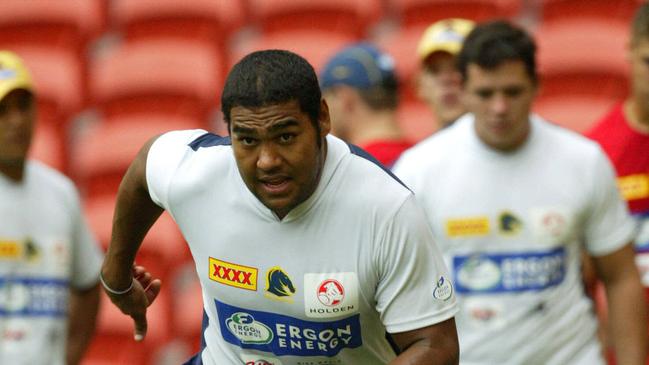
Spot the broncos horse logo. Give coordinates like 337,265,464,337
265,267,296,302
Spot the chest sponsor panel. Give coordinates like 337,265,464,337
0,277,69,317
452,247,566,294
303,273,359,319
215,299,362,357
445,217,490,238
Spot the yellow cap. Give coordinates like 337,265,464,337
0,51,33,101
417,18,475,62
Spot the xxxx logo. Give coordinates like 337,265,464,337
209,258,258,291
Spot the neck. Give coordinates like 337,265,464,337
347,110,403,146
0,161,25,183
624,98,649,134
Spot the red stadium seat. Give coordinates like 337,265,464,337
72,114,203,197
111,0,245,48
29,122,65,173
397,101,439,143
388,0,521,27
249,0,382,37
540,0,641,25
83,290,172,365
231,31,355,73
536,19,630,102
89,40,222,121
375,25,428,103
84,194,190,278
171,265,204,352
534,95,618,134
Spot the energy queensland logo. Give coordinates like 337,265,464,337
215,299,362,357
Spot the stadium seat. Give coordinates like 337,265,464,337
29,122,65,173
89,39,222,121
388,0,521,27
72,114,203,197
540,0,641,25
397,101,438,143
534,95,618,134
231,30,355,73
249,0,382,37
536,19,630,102
84,194,190,278
375,25,428,103
111,0,245,48
171,264,204,353
82,290,172,365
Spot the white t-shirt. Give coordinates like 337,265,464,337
147,131,457,365
394,114,636,365
0,161,103,365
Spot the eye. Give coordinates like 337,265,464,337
278,133,295,144
504,87,523,97
239,137,257,146
476,90,493,99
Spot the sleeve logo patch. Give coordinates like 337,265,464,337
433,276,453,301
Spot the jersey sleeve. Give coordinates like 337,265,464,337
146,129,207,210
583,147,636,256
374,194,458,333
69,187,104,289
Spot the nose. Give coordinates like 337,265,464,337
490,93,508,116
256,143,282,171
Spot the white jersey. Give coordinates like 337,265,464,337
394,114,636,365
0,161,103,365
146,131,457,365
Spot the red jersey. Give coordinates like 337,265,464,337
588,103,649,284
360,140,413,169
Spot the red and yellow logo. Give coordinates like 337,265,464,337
618,174,649,201
209,258,258,291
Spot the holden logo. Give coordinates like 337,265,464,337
317,279,344,306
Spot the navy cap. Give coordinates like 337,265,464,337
320,43,396,90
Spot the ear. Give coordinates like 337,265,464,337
318,98,332,138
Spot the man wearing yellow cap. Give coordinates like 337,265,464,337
0,51,103,365
416,18,474,129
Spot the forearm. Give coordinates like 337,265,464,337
606,276,647,364
389,344,459,365
101,139,163,289
66,284,101,365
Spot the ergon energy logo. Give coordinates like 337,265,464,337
209,258,258,291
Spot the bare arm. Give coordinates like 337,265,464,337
66,284,100,365
389,317,459,365
100,136,164,341
593,243,647,365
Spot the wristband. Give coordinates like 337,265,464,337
99,271,134,295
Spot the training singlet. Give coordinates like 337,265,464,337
394,114,635,365
0,161,103,365
146,131,457,365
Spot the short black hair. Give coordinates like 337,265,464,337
221,50,322,129
632,3,649,46
457,20,537,84
357,75,399,111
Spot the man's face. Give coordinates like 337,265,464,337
630,38,649,102
418,52,465,127
464,60,536,151
230,99,330,219
0,89,35,166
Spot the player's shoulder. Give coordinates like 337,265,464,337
153,129,229,151
395,114,469,172
535,115,604,160
331,136,412,205
26,160,80,207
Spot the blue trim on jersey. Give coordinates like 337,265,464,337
188,133,231,151
182,310,208,365
0,277,69,317
634,211,649,219
347,143,409,190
